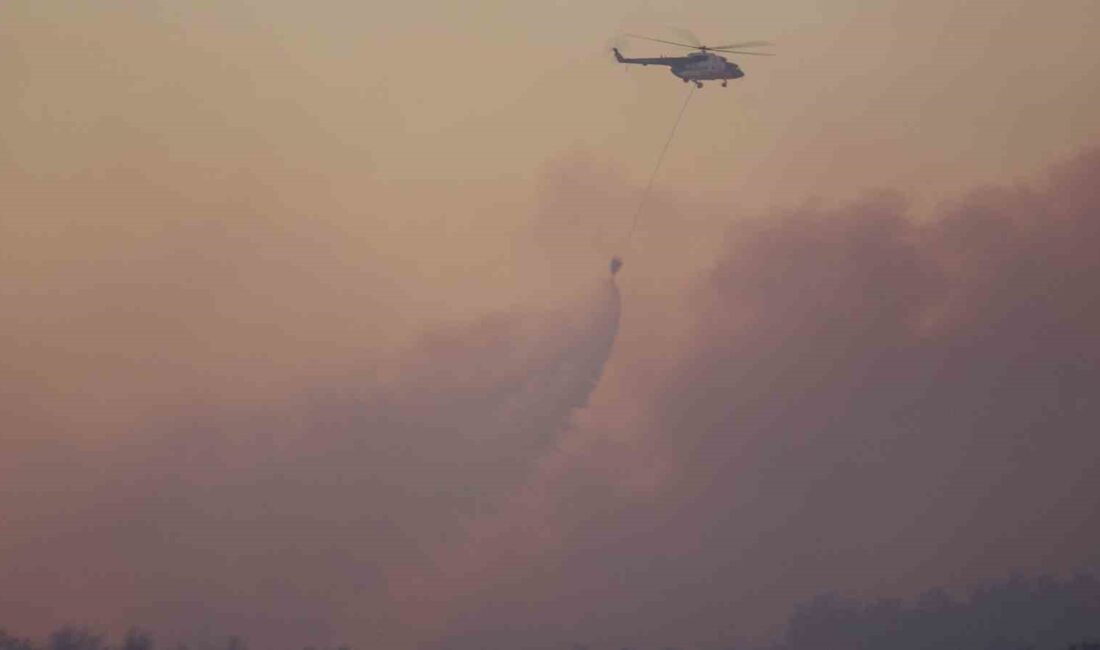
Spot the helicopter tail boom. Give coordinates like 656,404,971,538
611,48,684,67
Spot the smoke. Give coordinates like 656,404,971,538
388,277,623,630
5,4,1100,649
1,10,631,639
0,264,622,649
410,147,1100,650
5,141,1099,650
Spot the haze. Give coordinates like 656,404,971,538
3,1,1099,649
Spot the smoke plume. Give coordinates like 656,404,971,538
0,263,622,649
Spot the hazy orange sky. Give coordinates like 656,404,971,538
3,1,1099,649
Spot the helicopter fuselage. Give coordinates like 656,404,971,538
613,49,744,84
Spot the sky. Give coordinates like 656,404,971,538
2,1,1099,649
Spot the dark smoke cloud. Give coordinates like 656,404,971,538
2,143,1098,650
421,148,1100,649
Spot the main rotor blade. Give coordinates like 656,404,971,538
664,26,702,47
623,33,700,50
712,49,776,56
712,40,774,49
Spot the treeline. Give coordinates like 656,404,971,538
774,574,1100,650
4,574,1099,650
0,629,347,650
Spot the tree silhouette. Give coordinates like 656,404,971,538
0,629,36,650
0,574,1097,650
47,627,105,650
118,629,153,650
779,574,1100,650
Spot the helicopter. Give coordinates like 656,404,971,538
612,33,773,87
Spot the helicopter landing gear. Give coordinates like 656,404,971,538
693,81,703,88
